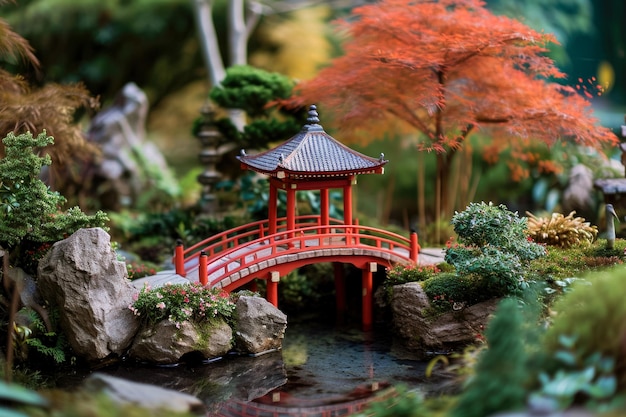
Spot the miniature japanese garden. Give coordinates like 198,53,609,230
1,0,626,416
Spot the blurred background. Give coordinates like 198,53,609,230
2,0,625,245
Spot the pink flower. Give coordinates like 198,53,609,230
156,302,166,309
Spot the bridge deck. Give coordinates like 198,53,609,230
132,247,445,291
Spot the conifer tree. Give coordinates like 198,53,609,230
451,297,529,417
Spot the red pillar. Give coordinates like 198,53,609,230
267,272,279,307
199,251,208,286
269,183,278,235
334,262,345,323
175,239,185,277
410,232,420,264
362,265,374,332
286,187,296,235
320,188,330,226
343,185,353,226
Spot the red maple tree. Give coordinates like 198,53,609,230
283,0,618,221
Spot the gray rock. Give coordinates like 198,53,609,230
234,296,287,355
37,228,139,363
129,318,232,364
391,282,499,356
83,373,205,415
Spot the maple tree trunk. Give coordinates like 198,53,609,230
417,152,426,238
435,150,458,242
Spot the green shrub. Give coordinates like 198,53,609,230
445,202,546,299
542,267,626,388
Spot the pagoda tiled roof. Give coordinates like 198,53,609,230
237,105,387,178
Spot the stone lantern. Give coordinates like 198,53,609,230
196,103,223,213
594,113,626,210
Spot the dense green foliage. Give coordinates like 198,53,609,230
0,131,108,253
109,208,242,263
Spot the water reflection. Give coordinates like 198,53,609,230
61,319,447,416
215,382,396,417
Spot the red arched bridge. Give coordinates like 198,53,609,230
173,215,420,330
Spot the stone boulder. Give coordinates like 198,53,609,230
391,282,500,356
83,373,205,415
234,296,287,355
37,228,139,363
129,318,232,364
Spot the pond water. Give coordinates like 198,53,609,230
56,317,455,416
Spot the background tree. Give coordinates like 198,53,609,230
207,65,304,150
4,0,198,108
0,1,99,192
284,0,618,231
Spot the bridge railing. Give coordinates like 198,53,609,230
184,224,419,287
174,215,345,274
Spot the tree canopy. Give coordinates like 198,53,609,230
283,0,618,218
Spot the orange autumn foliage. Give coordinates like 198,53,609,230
282,0,618,216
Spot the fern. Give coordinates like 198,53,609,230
18,307,68,364
25,337,65,364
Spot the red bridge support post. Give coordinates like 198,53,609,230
175,239,185,277
267,271,279,307
362,263,375,332
199,251,208,286
410,232,420,264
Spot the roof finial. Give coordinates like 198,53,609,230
303,104,324,132
307,105,320,124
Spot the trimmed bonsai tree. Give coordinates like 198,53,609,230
444,202,546,299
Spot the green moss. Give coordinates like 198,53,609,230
421,273,486,314
191,319,231,352
529,239,625,280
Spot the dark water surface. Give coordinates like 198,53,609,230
57,318,452,416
